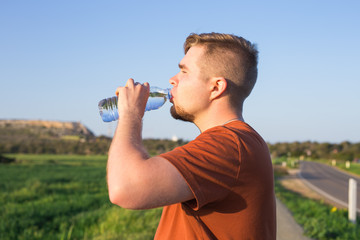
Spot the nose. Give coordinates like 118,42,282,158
169,74,178,86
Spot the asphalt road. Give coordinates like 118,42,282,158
299,161,360,212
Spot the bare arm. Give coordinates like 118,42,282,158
107,79,193,209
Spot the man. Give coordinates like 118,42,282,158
107,32,276,239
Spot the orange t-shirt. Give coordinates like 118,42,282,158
155,121,276,240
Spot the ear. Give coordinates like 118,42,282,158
209,77,227,100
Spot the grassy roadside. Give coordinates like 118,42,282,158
273,156,360,176
316,159,360,176
274,165,360,240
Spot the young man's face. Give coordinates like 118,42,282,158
169,45,211,123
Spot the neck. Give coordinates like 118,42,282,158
192,95,244,133
194,110,244,133
222,117,242,125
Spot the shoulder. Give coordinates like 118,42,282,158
194,120,260,147
221,120,268,148
161,123,243,168
177,124,242,157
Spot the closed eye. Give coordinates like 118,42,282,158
178,63,189,72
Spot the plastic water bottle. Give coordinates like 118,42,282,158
98,87,171,122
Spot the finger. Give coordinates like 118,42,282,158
115,87,121,96
143,82,150,92
116,78,135,96
125,78,135,88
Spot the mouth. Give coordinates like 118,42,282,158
169,90,174,103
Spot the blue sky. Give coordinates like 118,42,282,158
1,0,359,143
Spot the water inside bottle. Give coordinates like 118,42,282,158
98,97,119,122
146,92,168,111
98,91,169,122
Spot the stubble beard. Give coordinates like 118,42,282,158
170,105,195,123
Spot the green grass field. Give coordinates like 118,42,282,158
3,154,359,239
0,154,162,240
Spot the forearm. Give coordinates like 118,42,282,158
107,116,149,204
109,115,148,160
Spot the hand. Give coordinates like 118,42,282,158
115,78,150,120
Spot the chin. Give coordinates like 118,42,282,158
170,105,195,123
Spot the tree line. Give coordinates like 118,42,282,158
1,135,359,162
268,141,360,161
0,136,188,156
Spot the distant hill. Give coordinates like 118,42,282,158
0,119,187,156
0,119,102,155
0,119,95,139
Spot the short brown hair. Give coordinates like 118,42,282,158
184,33,258,108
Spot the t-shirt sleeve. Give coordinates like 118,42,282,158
160,127,241,211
